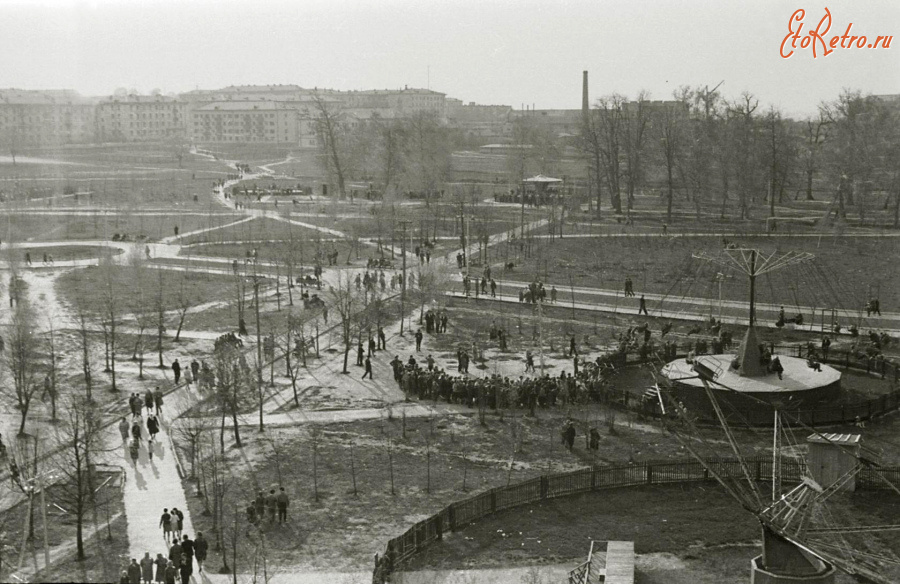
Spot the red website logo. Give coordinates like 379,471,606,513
780,8,893,58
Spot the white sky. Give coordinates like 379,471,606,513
0,0,898,118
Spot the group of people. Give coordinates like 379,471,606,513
121,388,165,463
122,517,207,584
389,350,624,412
461,274,498,298
245,487,291,525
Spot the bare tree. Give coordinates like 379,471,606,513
173,271,192,342
400,112,453,207
76,307,94,402
621,91,651,211
154,269,166,368
654,101,686,223
3,298,42,435
327,272,359,374
800,112,830,201
53,395,108,560
97,260,120,391
213,334,250,448
311,92,350,199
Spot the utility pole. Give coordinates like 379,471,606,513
399,220,412,335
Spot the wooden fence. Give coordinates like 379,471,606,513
374,456,900,580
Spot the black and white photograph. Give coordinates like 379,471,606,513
0,1,899,582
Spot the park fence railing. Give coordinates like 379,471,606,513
373,456,900,581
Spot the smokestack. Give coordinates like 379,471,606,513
582,71,589,116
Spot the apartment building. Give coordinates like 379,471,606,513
0,89,95,145
95,94,188,142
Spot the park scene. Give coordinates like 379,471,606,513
1,3,900,584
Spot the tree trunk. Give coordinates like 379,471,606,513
231,412,242,447
806,169,814,200
666,163,674,224
175,310,187,342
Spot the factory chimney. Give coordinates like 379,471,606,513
582,71,589,117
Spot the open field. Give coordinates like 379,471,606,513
402,483,900,583
0,211,236,242
182,411,723,573
55,264,239,316
0,244,121,262
0,471,127,584
495,233,900,311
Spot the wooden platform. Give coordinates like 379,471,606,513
662,355,840,394
604,541,635,584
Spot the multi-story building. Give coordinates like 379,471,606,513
95,94,188,142
0,89,96,146
190,101,302,143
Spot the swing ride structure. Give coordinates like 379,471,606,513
661,248,843,419
650,248,900,583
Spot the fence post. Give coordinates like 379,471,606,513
540,476,549,499
448,505,456,532
591,466,597,489
646,464,653,485
435,515,443,541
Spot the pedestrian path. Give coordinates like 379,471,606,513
120,384,202,561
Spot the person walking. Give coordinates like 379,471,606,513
276,487,289,523
357,341,364,366
180,534,195,571
160,508,173,543
164,561,177,584
147,414,160,443
131,419,143,443
140,552,155,584
129,439,139,465
415,329,423,352
154,553,167,583
154,387,164,416
179,562,192,584
638,295,649,316
171,507,184,539
168,538,183,570
194,532,208,573
129,393,141,418
362,356,373,379
190,359,200,381
128,559,142,584
119,417,130,442
266,488,278,523
144,389,154,414
171,359,181,384
378,327,386,350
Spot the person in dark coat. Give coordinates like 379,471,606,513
154,553,167,583
415,329,423,352
357,342,364,366
190,359,200,380
153,387,164,415
179,562,192,584
120,570,130,584
140,552,154,584
194,532,208,573
169,539,182,569
171,359,181,384
164,561,177,584
144,390,154,414
147,415,160,443
276,487,289,523
127,559,142,584
180,534,195,570
362,356,373,379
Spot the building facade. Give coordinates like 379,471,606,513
0,89,96,146
95,94,188,142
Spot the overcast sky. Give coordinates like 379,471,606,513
0,0,898,118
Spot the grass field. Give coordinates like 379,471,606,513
0,471,127,584
495,233,900,311
1,244,121,262
55,264,239,317
0,211,236,242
